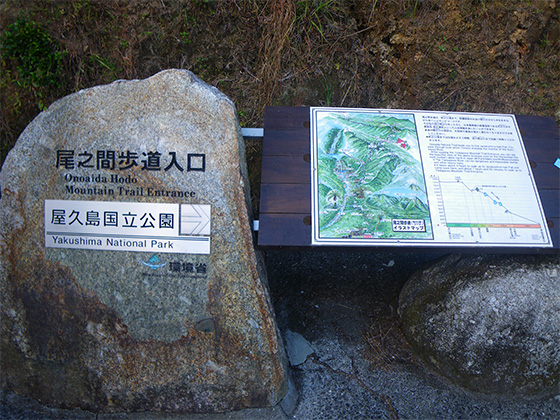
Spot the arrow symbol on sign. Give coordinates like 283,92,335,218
180,204,211,236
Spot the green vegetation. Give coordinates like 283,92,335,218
0,16,66,109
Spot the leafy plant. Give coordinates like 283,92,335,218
438,35,448,52
0,16,65,91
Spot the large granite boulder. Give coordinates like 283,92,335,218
0,70,287,412
399,254,560,399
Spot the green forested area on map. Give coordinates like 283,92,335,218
316,112,433,240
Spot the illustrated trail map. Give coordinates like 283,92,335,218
310,107,552,247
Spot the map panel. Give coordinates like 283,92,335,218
310,107,552,247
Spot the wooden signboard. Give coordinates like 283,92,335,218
258,106,559,253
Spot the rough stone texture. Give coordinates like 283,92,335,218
398,254,560,399
0,70,287,412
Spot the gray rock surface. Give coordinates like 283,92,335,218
0,70,287,413
398,253,560,399
284,329,314,366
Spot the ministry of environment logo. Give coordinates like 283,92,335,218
142,254,167,270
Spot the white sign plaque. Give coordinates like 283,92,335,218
311,107,552,247
45,200,211,254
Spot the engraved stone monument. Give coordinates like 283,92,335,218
0,70,287,412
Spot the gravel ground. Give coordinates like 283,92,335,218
2,251,559,419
